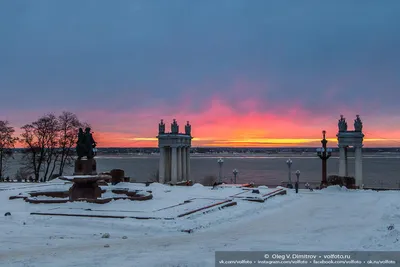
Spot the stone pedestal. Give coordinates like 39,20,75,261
60,175,111,201
69,181,102,201
74,159,97,175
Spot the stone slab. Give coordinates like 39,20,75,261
74,159,97,175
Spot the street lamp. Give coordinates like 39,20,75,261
233,169,238,184
317,130,332,188
295,170,300,193
217,158,224,183
286,159,293,188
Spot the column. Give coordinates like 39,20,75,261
182,147,187,181
186,146,191,180
344,147,349,177
158,147,165,184
355,146,363,188
177,147,182,181
171,147,178,184
339,146,346,177
165,147,171,183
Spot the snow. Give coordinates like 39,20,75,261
0,182,399,267
48,178,66,183
28,196,69,201
321,184,349,192
61,175,96,180
29,185,71,193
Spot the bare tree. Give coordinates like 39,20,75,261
20,112,90,182
20,114,59,182
0,121,18,179
43,116,60,181
57,111,87,176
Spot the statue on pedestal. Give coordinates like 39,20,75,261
171,119,179,134
185,121,191,136
76,127,97,160
354,115,363,132
158,119,165,134
338,115,348,132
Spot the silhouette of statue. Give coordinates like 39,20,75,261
76,128,86,159
354,115,363,132
338,115,348,132
185,121,191,136
159,119,165,134
171,119,179,134
76,127,97,159
84,128,96,159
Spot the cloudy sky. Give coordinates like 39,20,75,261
1,0,400,147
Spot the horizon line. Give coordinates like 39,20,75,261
11,146,400,149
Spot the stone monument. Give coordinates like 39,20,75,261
60,127,110,201
157,119,192,184
336,115,364,188
75,127,97,175
10,128,154,204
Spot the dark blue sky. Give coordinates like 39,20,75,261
1,1,400,146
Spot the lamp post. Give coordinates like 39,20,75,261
286,159,293,188
317,130,332,188
295,170,300,193
217,158,224,183
233,169,238,184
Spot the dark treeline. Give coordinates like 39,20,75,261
0,111,89,182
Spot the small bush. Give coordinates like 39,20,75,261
343,176,356,187
328,175,356,188
327,175,343,186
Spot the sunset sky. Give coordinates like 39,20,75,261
1,1,400,147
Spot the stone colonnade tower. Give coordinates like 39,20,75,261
157,119,192,184
336,115,364,188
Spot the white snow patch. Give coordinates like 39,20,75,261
48,178,61,183
0,182,399,266
322,185,349,192
29,196,69,201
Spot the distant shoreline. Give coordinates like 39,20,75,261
93,152,400,159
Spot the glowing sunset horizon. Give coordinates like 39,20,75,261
11,105,400,148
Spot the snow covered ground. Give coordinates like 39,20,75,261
0,181,399,267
